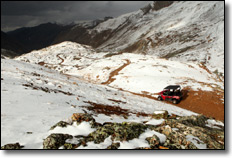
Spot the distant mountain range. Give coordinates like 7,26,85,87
5,23,73,54
1,17,113,58
1,31,28,57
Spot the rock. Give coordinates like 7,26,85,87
71,113,98,128
164,115,224,149
46,113,224,149
88,123,114,144
1,143,23,149
141,4,152,15
179,115,208,127
63,143,79,149
43,134,73,149
106,143,120,149
50,121,70,130
161,125,172,136
156,125,198,149
26,132,33,134
152,1,174,11
152,110,168,119
146,135,160,149
112,122,147,141
88,122,147,144
135,147,152,149
71,113,94,122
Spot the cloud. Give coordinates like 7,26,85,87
1,1,151,32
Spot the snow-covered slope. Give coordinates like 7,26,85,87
89,1,224,76
16,41,223,94
2,57,201,149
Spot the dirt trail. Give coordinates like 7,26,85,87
109,86,224,121
102,59,131,85
57,54,65,65
38,55,69,67
176,88,224,121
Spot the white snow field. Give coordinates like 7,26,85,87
16,41,223,94
2,58,201,149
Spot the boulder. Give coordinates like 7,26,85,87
71,113,95,122
146,135,160,149
106,143,120,149
50,121,70,130
178,115,208,127
88,122,147,144
71,113,99,128
1,142,23,149
152,1,174,11
43,134,73,149
45,113,224,149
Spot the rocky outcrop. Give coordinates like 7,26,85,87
42,113,224,149
1,143,23,149
152,1,174,11
89,122,148,144
141,4,152,15
43,134,73,149
71,113,101,128
1,113,223,149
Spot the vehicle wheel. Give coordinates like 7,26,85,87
172,99,177,104
158,96,162,101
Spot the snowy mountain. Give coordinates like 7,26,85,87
94,1,224,75
53,1,224,76
1,31,28,57
6,23,73,53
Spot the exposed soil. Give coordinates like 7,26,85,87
139,88,224,121
176,88,224,121
82,101,150,118
110,86,224,121
108,99,127,104
82,101,130,118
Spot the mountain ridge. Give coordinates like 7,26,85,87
52,1,224,76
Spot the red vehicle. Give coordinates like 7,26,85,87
157,85,182,104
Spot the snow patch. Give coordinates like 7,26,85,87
118,129,165,149
77,136,113,149
186,135,207,149
205,119,224,129
49,122,96,136
145,119,164,126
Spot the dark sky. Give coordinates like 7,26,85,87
1,1,151,32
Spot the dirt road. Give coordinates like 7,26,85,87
175,88,224,121
102,59,131,85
